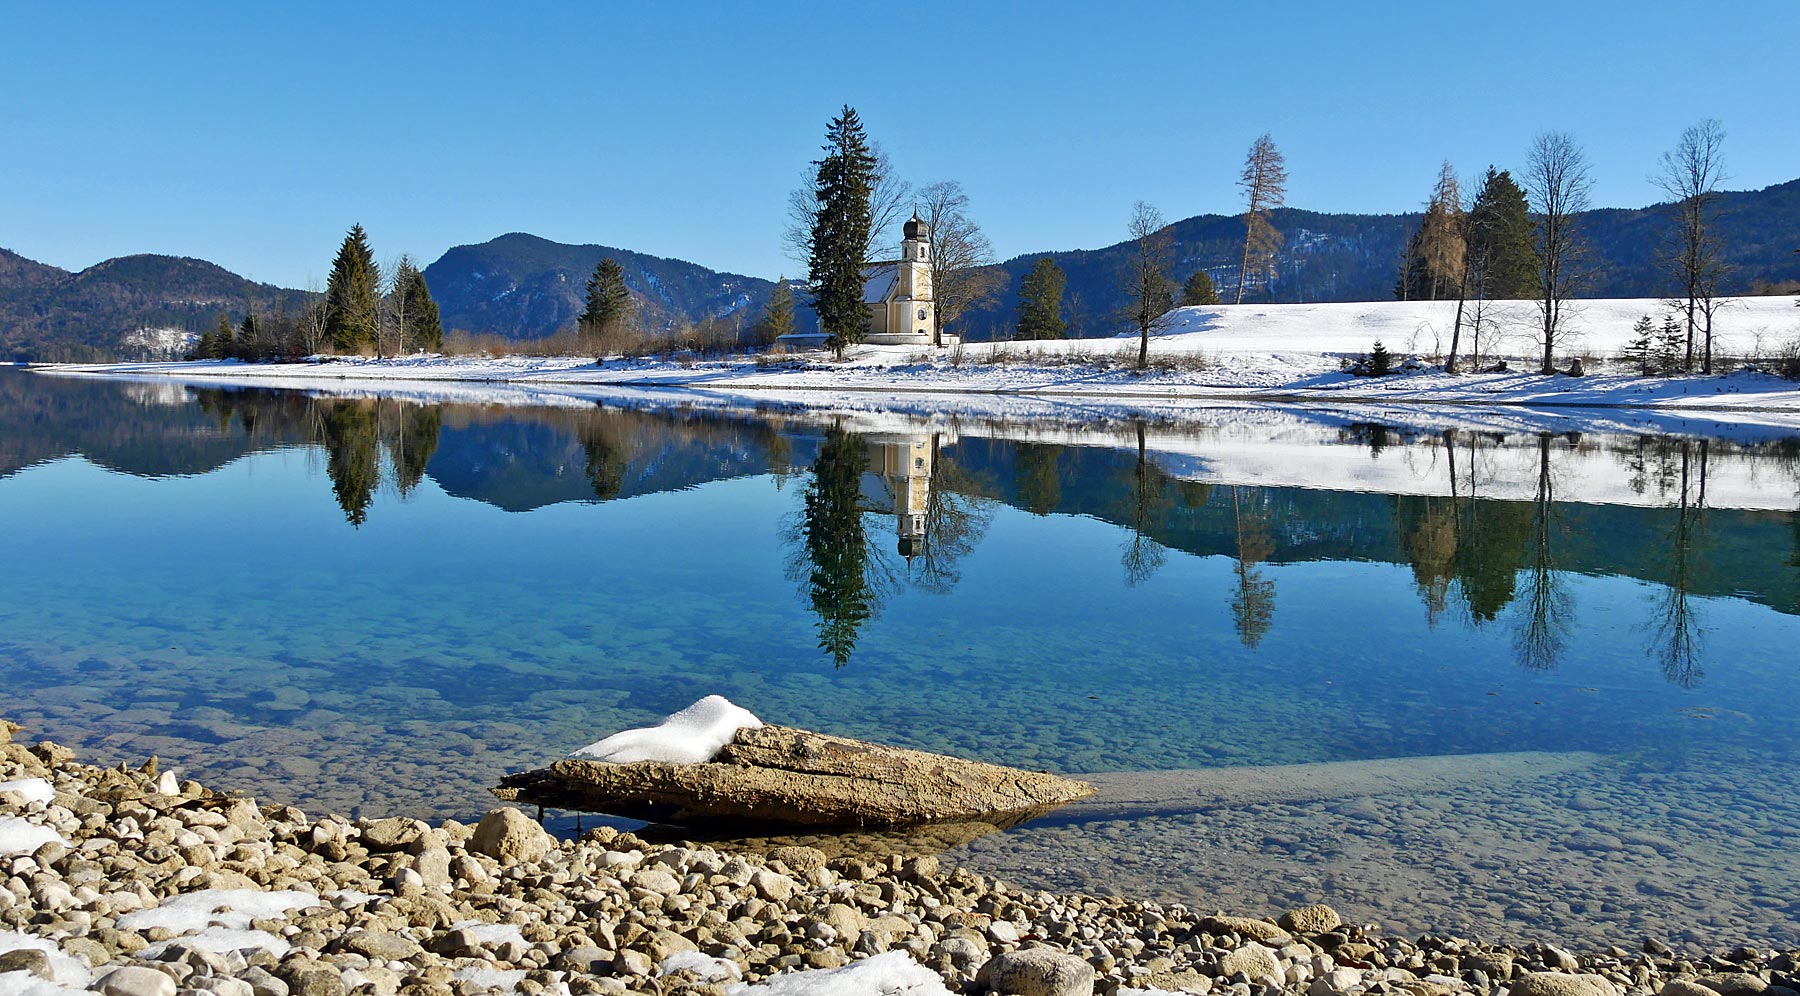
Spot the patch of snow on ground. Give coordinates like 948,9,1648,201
118,888,319,934
571,695,763,764
659,951,743,981
0,818,62,857
450,922,528,948
138,928,291,959
0,780,55,805
454,967,528,991
726,951,951,996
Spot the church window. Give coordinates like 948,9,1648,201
917,307,927,321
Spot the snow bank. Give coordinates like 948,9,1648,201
138,928,291,960
118,888,318,934
727,951,952,996
571,695,763,764
660,951,743,981
0,931,91,987
0,818,62,857
0,780,55,806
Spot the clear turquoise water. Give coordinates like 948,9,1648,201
4,368,1799,944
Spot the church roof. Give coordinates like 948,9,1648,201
861,262,897,304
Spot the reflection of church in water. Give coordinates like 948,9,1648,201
865,431,949,561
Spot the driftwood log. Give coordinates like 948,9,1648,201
493,725,1095,829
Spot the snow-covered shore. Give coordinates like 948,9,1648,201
40,298,1800,416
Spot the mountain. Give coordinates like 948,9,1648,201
0,251,313,362
954,178,1800,340
422,232,807,340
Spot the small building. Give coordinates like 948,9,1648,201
774,213,956,353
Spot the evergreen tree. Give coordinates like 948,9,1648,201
1014,258,1067,340
580,258,635,356
759,277,796,345
1625,315,1656,374
236,312,259,360
394,259,442,351
195,314,226,360
1657,313,1686,373
1466,168,1537,299
1179,269,1221,307
211,313,235,360
1368,340,1393,376
325,224,380,353
806,106,879,358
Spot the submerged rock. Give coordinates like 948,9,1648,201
494,724,1094,829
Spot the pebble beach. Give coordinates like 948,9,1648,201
5,721,1798,996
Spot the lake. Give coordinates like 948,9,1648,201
3,366,1798,948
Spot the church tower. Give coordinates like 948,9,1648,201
896,212,935,341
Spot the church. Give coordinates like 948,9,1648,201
859,212,943,346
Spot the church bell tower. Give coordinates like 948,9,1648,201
897,212,935,341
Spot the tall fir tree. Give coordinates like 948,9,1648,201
1180,269,1221,307
1467,168,1538,299
760,277,796,345
236,312,260,360
324,224,380,353
211,313,234,360
580,257,635,356
394,259,443,351
1014,258,1067,340
806,106,878,358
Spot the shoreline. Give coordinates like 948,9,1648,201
5,723,1798,996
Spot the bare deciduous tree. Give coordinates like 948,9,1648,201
916,180,1003,347
1125,202,1176,369
302,280,330,356
1655,119,1728,373
785,145,912,267
1525,131,1593,374
1236,133,1288,304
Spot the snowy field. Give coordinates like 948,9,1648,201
43,297,1800,415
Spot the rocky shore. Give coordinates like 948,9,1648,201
4,723,1798,996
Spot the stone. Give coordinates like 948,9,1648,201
1218,944,1282,982
411,846,451,889
630,867,681,896
975,947,1096,996
1664,983,1719,996
241,967,289,996
0,949,53,979
93,967,179,996
1510,972,1621,996
341,931,423,961
361,818,426,853
287,970,346,996
1278,905,1342,934
612,950,653,978
553,946,613,974
767,846,828,873
988,921,1021,944
1544,946,1581,972
1203,917,1291,945
749,868,798,903
1701,975,1769,996
468,808,552,865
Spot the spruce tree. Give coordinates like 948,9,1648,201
580,257,635,357
325,224,380,353
395,259,442,351
1467,168,1537,299
1657,313,1686,373
237,312,259,360
806,106,878,358
1625,315,1655,374
1015,258,1067,340
760,277,795,345
210,313,234,360
1179,269,1220,307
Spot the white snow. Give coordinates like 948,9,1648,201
659,951,743,981
118,888,318,934
571,695,763,764
454,967,528,992
727,951,952,996
0,780,55,805
0,931,90,987
450,921,528,948
0,972,88,996
0,819,63,857
138,928,291,959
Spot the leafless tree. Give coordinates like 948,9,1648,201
917,180,1003,347
784,145,912,267
1514,433,1571,670
301,280,331,357
1125,201,1176,369
1230,486,1277,648
1655,119,1728,373
1525,131,1593,374
1236,133,1288,304
1118,422,1170,586
1651,440,1708,688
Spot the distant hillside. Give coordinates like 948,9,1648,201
422,232,814,340
0,251,312,362
955,179,1800,340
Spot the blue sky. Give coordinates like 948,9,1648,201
3,2,1794,288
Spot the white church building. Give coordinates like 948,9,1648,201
776,212,954,351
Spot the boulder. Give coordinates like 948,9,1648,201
1278,904,1342,934
1218,944,1281,982
93,967,178,996
468,808,552,865
975,948,1096,996
1510,972,1621,996
494,724,1094,829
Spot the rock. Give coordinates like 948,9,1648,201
468,808,552,865
1701,975,1769,996
1203,917,1290,945
493,724,1094,828
933,937,990,976
1568,357,1586,377
630,867,681,896
553,946,613,974
361,818,426,852
1664,983,1719,996
975,948,1096,996
1544,946,1581,972
0,949,53,979
1311,968,1364,995
1465,953,1514,980
988,921,1021,944
93,967,179,996
767,846,829,873
1278,905,1342,934
1510,972,1621,996
612,950,653,978
411,846,451,889
340,931,423,961
286,970,345,996
1218,944,1282,982
240,968,289,996
749,868,798,903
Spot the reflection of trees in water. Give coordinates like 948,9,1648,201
793,428,880,667
902,440,996,594
1230,486,1276,648
321,403,380,527
1513,433,1571,672
1117,423,1172,586
1015,442,1063,516
578,418,631,500
1651,440,1709,688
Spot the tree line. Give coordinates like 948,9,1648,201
190,223,443,361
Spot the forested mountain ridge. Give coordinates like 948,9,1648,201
3,179,1796,357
